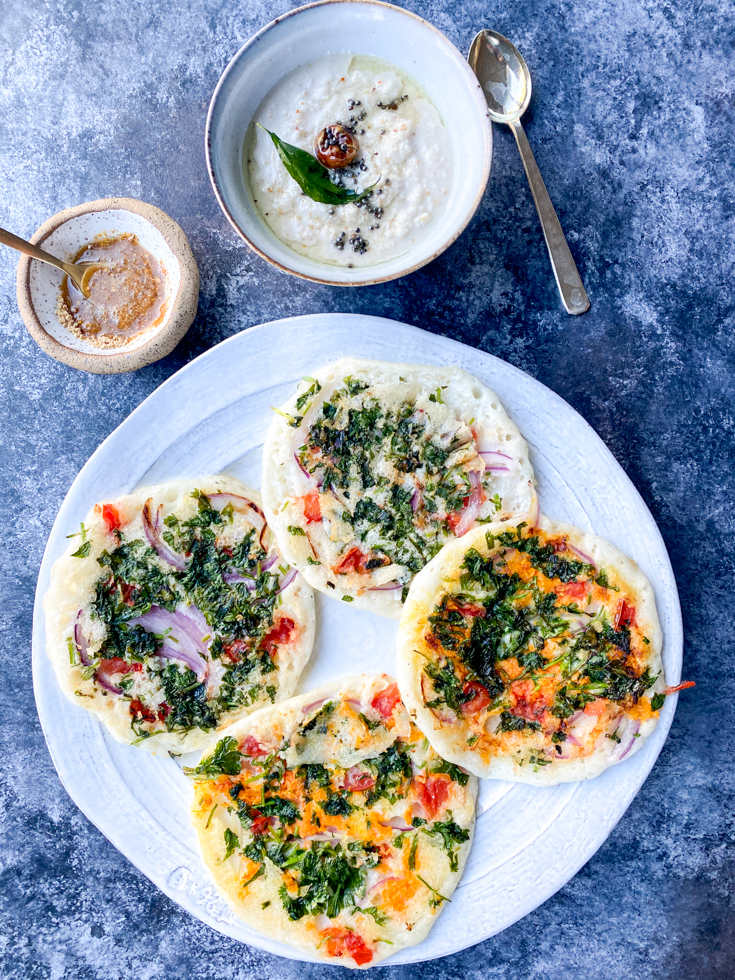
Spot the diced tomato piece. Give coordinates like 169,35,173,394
509,678,552,722
371,682,401,720
559,580,590,602
302,490,322,523
157,703,171,721
446,510,463,533
323,928,374,966
129,699,156,722
249,810,270,837
101,503,122,533
334,546,369,575
455,602,486,618
223,639,249,663
343,766,376,792
461,680,491,715
131,662,143,672
615,598,637,629
241,735,269,759
262,617,296,655
417,773,452,820
98,657,130,677
120,582,138,607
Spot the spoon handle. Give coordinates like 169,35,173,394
0,226,69,275
509,121,590,315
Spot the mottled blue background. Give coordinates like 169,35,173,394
1,0,733,977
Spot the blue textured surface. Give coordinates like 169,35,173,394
1,1,733,977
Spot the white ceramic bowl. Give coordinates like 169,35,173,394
206,0,492,286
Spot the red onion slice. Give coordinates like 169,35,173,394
276,568,298,594
261,553,279,572
302,697,328,715
478,449,513,461
142,499,187,571
411,486,422,512
174,604,210,649
74,611,92,667
608,715,641,762
368,581,403,592
568,542,595,566
209,493,268,550
379,816,413,832
367,873,400,894
129,604,209,681
224,571,256,589
95,671,123,696
294,453,313,481
454,471,484,537
479,450,513,472
157,642,208,680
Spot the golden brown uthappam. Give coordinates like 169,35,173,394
43,476,315,752
188,674,477,967
261,357,535,618
396,517,689,784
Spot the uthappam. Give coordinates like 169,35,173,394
262,358,535,618
43,476,315,752
188,674,477,968
397,517,690,784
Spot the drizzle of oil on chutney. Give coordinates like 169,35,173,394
58,234,167,349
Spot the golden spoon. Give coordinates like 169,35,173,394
0,225,101,297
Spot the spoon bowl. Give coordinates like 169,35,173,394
469,30,531,122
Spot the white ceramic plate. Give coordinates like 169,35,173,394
32,314,683,965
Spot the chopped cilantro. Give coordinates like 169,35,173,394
184,736,242,777
223,828,240,860
277,841,372,920
421,815,470,872
416,873,450,908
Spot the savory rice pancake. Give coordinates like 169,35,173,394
262,357,535,618
43,476,315,752
188,674,477,968
397,517,689,784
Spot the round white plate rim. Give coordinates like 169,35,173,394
32,313,684,965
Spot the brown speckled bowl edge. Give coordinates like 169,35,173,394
16,197,200,375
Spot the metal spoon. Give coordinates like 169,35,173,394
469,30,590,315
0,225,101,297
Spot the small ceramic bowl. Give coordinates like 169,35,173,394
16,197,199,374
206,0,492,286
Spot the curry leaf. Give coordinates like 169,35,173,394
259,126,378,206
